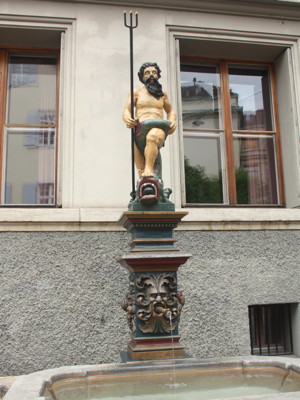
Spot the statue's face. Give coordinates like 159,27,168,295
143,66,159,82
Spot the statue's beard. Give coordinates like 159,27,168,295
145,76,164,99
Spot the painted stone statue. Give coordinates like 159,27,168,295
123,62,176,209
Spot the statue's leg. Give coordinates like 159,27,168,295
142,128,165,177
134,142,145,177
153,151,162,180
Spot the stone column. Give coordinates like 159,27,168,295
119,211,191,361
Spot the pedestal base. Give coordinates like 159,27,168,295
127,348,186,361
119,211,191,362
126,338,186,361
128,202,175,212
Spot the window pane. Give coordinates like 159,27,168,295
7,56,57,124
229,66,273,131
4,128,55,204
233,136,278,204
184,135,223,203
181,65,222,130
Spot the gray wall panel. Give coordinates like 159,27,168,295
0,230,299,375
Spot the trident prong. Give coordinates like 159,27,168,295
124,10,138,29
124,10,139,201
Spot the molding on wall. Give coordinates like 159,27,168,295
0,207,299,231
35,0,300,21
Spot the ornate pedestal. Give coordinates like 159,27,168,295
119,211,191,361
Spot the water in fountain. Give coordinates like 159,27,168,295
169,311,176,386
49,374,281,400
42,359,289,400
161,311,187,396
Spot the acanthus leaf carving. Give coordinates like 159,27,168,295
121,273,136,332
135,273,184,335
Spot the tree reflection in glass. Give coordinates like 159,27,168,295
184,136,223,204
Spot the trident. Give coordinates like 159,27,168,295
124,10,138,200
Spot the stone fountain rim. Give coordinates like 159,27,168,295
4,356,300,400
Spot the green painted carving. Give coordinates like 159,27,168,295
128,176,175,211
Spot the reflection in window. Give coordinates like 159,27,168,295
180,60,281,206
2,54,58,205
7,56,57,125
234,136,278,204
9,63,38,88
4,129,55,205
181,65,222,130
184,136,223,204
229,66,273,131
38,183,55,204
39,128,55,147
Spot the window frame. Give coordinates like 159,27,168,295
180,57,285,207
0,47,60,206
249,303,294,356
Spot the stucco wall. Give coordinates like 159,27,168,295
1,0,300,208
0,229,299,376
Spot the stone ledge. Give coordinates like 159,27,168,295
179,208,300,231
4,357,300,400
0,377,16,399
0,207,299,231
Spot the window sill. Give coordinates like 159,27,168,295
179,207,300,230
0,207,299,231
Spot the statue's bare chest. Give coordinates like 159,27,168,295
136,93,164,110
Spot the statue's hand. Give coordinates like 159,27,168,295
124,116,138,129
167,120,176,134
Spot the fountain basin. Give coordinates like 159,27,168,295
4,357,300,400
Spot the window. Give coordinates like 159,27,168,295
0,50,59,205
181,60,283,206
249,304,293,356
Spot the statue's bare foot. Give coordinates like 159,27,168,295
137,168,144,178
142,168,154,177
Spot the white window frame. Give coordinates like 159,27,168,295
0,15,76,207
167,26,300,209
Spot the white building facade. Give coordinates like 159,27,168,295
0,0,300,375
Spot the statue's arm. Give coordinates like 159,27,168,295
123,90,138,128
163,92,177,134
